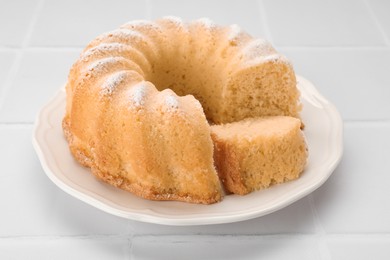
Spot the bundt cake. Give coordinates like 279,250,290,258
211,116,308,195
63,17,302,204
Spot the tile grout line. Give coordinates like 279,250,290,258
0,235,131,243
2,233,390,241
145,0,152,20
128,232,390,239
0,51,22,110
21,0,46,48
307,194,332,260
0,123,33,131
126,221,135,260
127,235,133,260
277,45,390,51
2,45,389,52
0,0,45,112
362,0,390,46
343,119,390,126
0,46,84,52
257,0,273,42
0,119,390,127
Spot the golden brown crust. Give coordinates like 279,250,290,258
91,166,221,204
63,117,92,168
63,118,221,204
62,18,304,204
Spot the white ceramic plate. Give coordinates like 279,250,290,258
32,75,343,226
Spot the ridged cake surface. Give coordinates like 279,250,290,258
63,17,302,204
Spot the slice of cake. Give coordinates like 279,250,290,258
210,116,308,195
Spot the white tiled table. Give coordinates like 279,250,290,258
1,0,389,259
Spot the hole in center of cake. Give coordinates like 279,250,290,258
147,60,225,124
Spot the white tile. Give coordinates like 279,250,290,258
0,50,80,123
149,0,265,37
0,238,129,260
0,51,16,89
327,236,390,260
312,123,390,233
262,0,387,46
0,0,40,46
279,48,390,120
368,0,390,43
29,0,147,47
0,127,130,236
131,235,321,260
130,197,316,235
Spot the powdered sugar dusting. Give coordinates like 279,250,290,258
245,53,291,67
228,24,243,40
121,19,152,28
86,57,120,74
91,42,124,51
160,16,190,34
121,19,164,34
263,54,291,65
241,39,275,60
109,28,145,40
162,16,184,25
101,71,127,95
165,94,179,110
197,17,217,29
131,83,147,107
81,43,125,62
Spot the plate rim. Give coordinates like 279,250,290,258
32,75,343,226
